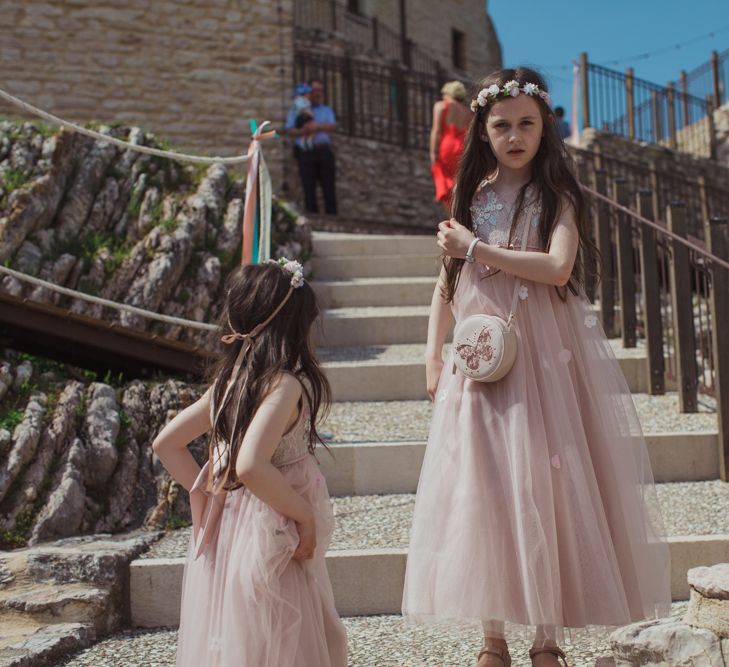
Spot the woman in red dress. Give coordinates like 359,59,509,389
430,80,472,213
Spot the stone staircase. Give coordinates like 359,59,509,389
109,232,728,663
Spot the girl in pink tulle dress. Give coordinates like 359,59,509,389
153,259,347,667
402,67,671,667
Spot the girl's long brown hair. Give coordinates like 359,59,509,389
443,66,599,303
204,262,330,491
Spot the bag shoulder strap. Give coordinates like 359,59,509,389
506,226,530,325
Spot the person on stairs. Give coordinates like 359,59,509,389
152,259,347,667
402,67,672,667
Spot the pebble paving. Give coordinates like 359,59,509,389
140,478,729,560
59,603,689,666
323,392,716,444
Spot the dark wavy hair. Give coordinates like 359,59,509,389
204,262,330,491
443,66,599,303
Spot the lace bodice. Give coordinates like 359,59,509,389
470,182,543,252
270,393,311,467
208,375,313,482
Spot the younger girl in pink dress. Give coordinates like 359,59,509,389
153,259,347,667
402,67,671,666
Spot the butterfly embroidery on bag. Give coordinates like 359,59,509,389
456,327,494,370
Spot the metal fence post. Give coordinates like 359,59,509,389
667,202,698,412
706,218,729,480
680,69,690,126
594,170,615,335
626,67,635,140
711,50,722,107
666,82,677,150
580,52,590,129
637,189,665,394
615,180,636,347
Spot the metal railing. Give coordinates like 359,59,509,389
571,147,729,479
681,47,729,108
293,49,441,150
580,54,716,158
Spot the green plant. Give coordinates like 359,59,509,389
165,515,191,530
0,409,23,432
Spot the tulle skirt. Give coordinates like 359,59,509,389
176,455,348,667
402,263,672,644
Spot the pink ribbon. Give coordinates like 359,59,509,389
190,460,226,560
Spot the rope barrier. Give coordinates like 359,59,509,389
0,264,217,332
0,87,255,165
580,184,729,271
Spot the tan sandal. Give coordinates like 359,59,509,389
528,644,569,666
477,644,512,667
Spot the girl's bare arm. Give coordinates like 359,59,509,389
152,390,212,491
233,374,314,525
438,200,580,287
426,266,454,363
430,101,444,165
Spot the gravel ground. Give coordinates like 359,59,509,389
141,480,729,560
322,393,716,444
323,305,431,318
59,603,689,667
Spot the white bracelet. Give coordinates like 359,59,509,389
465,236,480,263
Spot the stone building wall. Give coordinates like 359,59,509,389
371,0,501,80
0,0,296,187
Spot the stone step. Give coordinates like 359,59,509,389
312,277,436,309
312,231,437,257
311,254,440,280
320,341,650,399
316,306,432,347
131,477,729,624
319,431,720,496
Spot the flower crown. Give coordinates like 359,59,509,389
470,80,551,112
268,257,304,288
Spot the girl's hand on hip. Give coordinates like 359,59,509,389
426,358,444,401
437,218,474,259
293,517,317,560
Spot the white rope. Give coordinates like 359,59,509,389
0,87,255,165
0,265,217,332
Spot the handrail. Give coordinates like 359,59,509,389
580,183,729,271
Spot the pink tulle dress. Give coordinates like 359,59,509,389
402,182,672,644
176,382,348,667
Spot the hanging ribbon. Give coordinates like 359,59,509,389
242,119,277,264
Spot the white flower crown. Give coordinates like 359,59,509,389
470,80,551,112
268,257,305,288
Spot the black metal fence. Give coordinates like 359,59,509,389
682,47,729,108
294,49,441,150
580,55,715,158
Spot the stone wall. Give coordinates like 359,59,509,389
713,102,729,165
0,0,295,188
371,0,501,79
285,134,444,233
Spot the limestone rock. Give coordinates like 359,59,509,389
82,383,119,490
54,132,119,244
0,361,12,401
12,360,33,388
684,563,729,638
0,274,23,296
688,564,729,600
0,381,83,532
13,240,43,276
0,391,47,504
216,196,244,258
29,437,86,544
5,622,96,667
85,175,120,234
0,130,86,260
28,252,77,303
610,616,722,666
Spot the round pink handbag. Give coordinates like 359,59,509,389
451,231,528,383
